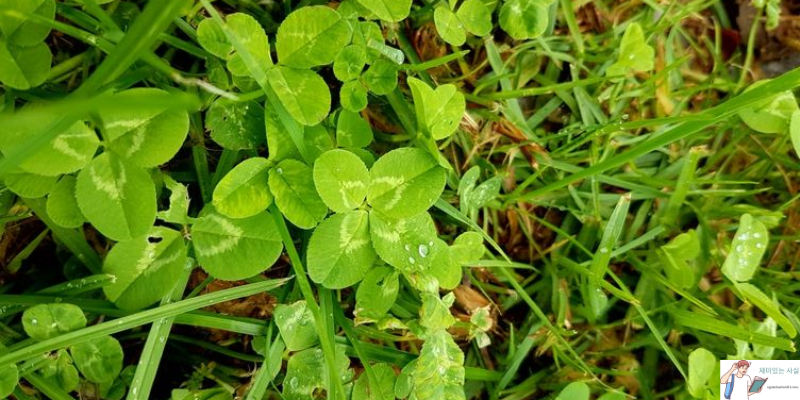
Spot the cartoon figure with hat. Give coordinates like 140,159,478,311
721,360,767,399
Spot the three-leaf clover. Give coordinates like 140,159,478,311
606,22,654,77
434,0,492,46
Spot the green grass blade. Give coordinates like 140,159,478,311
0,279,290,368
126,262,193,400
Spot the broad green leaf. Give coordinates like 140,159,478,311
347,147,375,167
276,6,352,68
206,98,266,150
434,7,466,46
308,211,376,289
408,77,465,140
791,110,800,157
368,147,446,218
341,80,369,112
469,176,502,209
3,168,57,198
597,394,626,400
274,301,319,351
303,124,336,162
0,0,55,47
102,226,187,311
265,105,302,162
352,363,396,400
268,159,328,229
738,80,798,134
658,230,699,289
420,292,456,331
267,66,331,126
555,382,590,400
75,152,156,241
458,166,480,212
413,330,465,400
355,0,412,22
196,17,231,59
394,359,415,398
450,231,485,264
212,157,273,218
369,211,443,274
40,349,80,393
498,0,548,40
426,241,461,290
225,13,271,76
336,110,373,148
351,21,385,62
687,348,715,398
197,13,271,76
283,345,352,400
734,282,797,338
0,41,51,90
46,175,85,228
22,304,87,341
607,22,655,77
333,45,367,82
99,88,190,168
313,149,370,213
363,59,398,95
0,115,98,177
192,209,283,280
70,335,124,384
355,266,399,320
721,214,768,282
0,363,17,398
457,0,492,36
157,174,190,225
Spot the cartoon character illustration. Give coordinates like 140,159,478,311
720,360,765,399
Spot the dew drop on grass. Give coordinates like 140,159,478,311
408,256,416,265
428,241,433,246
31,318,38,325
756,243,764,249
754,233,762,239
276,168,283,174
418,244,429,258
736,245,744,252
404,244,410,252
599,247,609,254
290,377,299,388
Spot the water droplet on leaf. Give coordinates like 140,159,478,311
418,244,429,258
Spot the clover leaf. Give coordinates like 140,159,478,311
367,147,446,219
212,157,273,219
606,22,654,77
192,208,283,280
499,0,552,40
102,226,187,310
307,210,376,289
313,149,370,213
434,0,492,46
276,6,352,69
408,77,465,140
269,159,328,229
22,304,87,341
355,0,412,22
75,152,156,241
